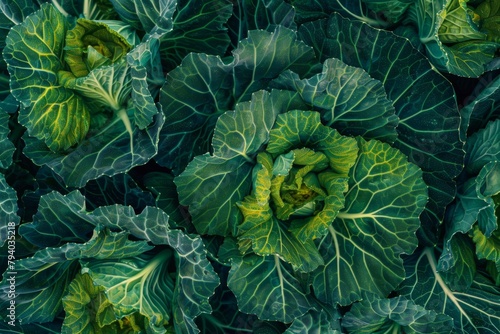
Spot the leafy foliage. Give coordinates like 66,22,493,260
1,0,499,333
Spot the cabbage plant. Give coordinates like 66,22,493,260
0,0,500,333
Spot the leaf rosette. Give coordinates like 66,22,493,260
406,0,500,77
3,4,164,187
235,110,358,271
177,88,428,314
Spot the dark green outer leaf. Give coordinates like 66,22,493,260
83,250,175,329
18,167,155,225
19,190,95,248
159,0,233,71
57,0,119,20
175,154,253,236
363,0,413,24
438,234,477,291
465,119,500,175
8,189,219,333
438,153,500,277
0,110,15,169
298,14,463,245
0,321,62,333
110,0,177,33
232,26,319,101
342,293,453,333
289,0,369,26
130,65,160,128
213,90,283,160
156,53,234,173
81,173,156,212
127,36,164,128
461,72,500,137
228,254,315,323
0,0,38,26
227,0,296,50
438,177,485,272
0,259,79,324
142,171,192,230
195,277,261,334
270,57,399,143
399,248,500,333
285,308,341,333
0,174,19,247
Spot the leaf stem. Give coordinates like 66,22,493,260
83,0,91,19
51,0,70,17
116,107,134,154
423,247,473,324
274,254,286,317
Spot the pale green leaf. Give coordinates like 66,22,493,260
266,110,359,175
175,90,304,236
3,4,91,151
438,0,485,43
83,249,176,328
409,0,500,77
62,273,118,334
88,204,220,333
237,166,324,272
63,18,132,78
60,60,131,112
473,226,500,266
